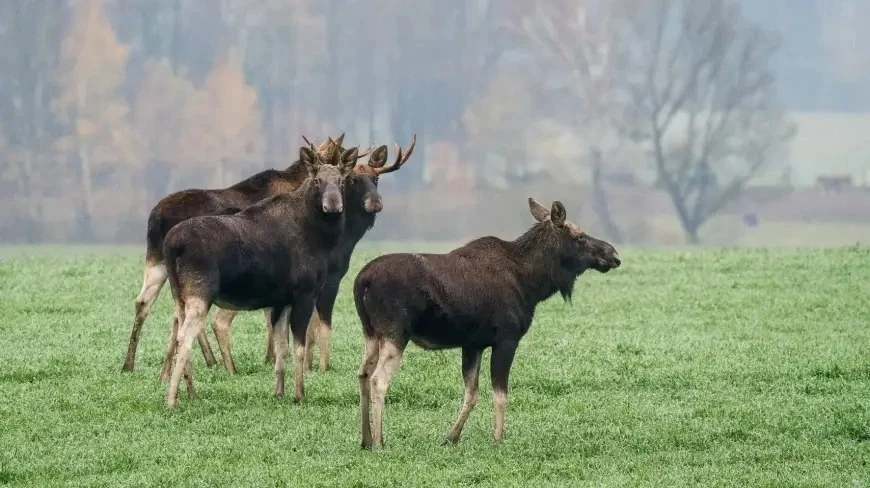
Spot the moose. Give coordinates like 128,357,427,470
122,133,370,373
162,144,359,408
353,197,621,449
204,135,417,376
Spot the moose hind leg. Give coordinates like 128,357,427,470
166,298,209,409
159,307,182,382
123,262,168,371
370,340,407,449
271,307,290,398
183,356,196,400
358,335,380,449
197,325,217,368
264,308,275,364
211,308,238,375
443,347,483,445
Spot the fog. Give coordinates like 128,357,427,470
1,0,868,247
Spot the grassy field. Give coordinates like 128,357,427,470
0,245,868,487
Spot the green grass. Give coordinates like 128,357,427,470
0,245,869,487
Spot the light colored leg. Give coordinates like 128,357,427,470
370,341,405,449
166,298,209,409
490,341,517,443
159,308,182,382
211,308,238,375
493,389,507,443
293,338,306,403
197,327,217,367
443,348,483,445
358,336,379,449
317,321,332,373
264,308,275,364
272,307,290,398
183,357,196,400
303,309,320,371
123,262,168,371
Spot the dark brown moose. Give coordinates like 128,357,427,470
122,134,369,373
209,135,417,375
353,197,621,448
162,145,359,408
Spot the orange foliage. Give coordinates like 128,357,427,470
175,48,264,186
53,0,140,168
134,59,197,164
51,0,141,239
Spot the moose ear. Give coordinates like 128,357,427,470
528,197,550,223
550,201,567,227
368,145,389,169
300,146,319,176
339,147,359,176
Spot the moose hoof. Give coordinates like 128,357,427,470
440,435,460,446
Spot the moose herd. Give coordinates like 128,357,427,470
120,133,621,449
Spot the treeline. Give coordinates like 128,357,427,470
0,0,839,243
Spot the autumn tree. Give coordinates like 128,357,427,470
53,0,141,240
462,68,535,187
0,1,67,241
133,58,198,195
175,48,264,188
510,0,631,243
619,0,795,243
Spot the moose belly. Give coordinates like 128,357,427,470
410,335,459,350
216,275,288,311
409,315,486,350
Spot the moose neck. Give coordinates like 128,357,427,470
344,203,376,245
510,223,579,305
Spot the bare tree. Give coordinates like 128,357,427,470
509,0,630,244
619,0,795,243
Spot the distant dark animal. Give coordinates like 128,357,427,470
816,174,853,193
122,134,372,373
206,135,418,375
353,197,622,449
743,212,758,228
161,145,359,408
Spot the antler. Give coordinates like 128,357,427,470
376,134,417,175
301,135,316,151
357,143,375,159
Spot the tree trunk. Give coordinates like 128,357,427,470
77,148,95,242
683,223,700,244
589,147,624,244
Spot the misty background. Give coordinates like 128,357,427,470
1,0,868,247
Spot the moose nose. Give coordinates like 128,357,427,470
322,190,343,214
365,197,383,213
612,256,621,267
323,202,343,213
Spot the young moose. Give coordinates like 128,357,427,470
353,198,621,448
122,134,368,373
209,135,417,375
162,145,359,408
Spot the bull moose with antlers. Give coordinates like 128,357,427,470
203,135,417,376
122,133,371,373
163,142,361,407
